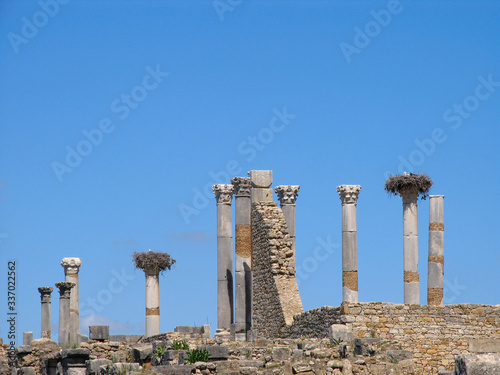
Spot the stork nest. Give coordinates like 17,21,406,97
133,251,176,273
384,173,433,199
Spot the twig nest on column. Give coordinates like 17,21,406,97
384,173,433,199
133,251,176,274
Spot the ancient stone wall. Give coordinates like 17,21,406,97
281,306,342,338
251,202,303,339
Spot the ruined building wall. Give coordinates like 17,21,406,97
251,202,303,339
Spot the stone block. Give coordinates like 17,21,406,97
201,345,229,360
109,334,142,344
19,367,36,375
455,353,500,375
151,365,195,375
248,170,272,188
132,345,153,364
386,350,413,362
251,188,273,203
202,324,211,339
327,324,352,344
15,345,32,355
78,333,89,343
469,339,500,353
23,332,33,346
272,347,291,361
216,360,240,374
86,359,111,375
111,363,140,375
239,360,265,368
354,338,380,356
89,325,109,341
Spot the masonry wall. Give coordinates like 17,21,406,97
252,202,303,339
340,302,500,374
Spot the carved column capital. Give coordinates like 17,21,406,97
231,177,252,197
275,185,300,205
337,185,362,205
38,287,53,303
61,257,82,275
55,282,75,299
213,184,234,205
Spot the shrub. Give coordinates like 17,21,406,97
184,348,210,364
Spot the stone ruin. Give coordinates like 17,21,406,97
2,170,499,375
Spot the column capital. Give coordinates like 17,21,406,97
399,188,419,204
275,185,300,205
337,185,361,205
38,287,53,303
231,177,252,197
213,184,234,205
61,257,82,275
55,282,75,299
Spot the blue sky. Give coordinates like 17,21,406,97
1,0,499,342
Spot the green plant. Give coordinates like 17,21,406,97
184,348,210,364
245,350,251,359
331,337,344,345
154,345,167,359
171,339,189,350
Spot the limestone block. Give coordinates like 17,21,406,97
19,367,36,375
386,350,413,362
248,170,272,188
251,188,273,203
469,339,500,353
15,345,32,355
238,360,265,368
327,324,353,344
455,353,500,375
23,332,33,346
86,359,111,375
150,365,195,375
201,345,229,360
354,338,380,356
271,347,291,361
89,325,109,341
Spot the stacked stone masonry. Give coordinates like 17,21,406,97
252,202,303,339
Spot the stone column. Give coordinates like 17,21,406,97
428,195,444,305
231,176,252,341
213,184,235,331
61,257,81,346
38,287,53,339
144,266,160,337
55,282,75,348
401,188,420,304
275,185,300,260
337,185,361,303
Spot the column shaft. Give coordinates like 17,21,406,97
402,191,420,304
61,258,81,346
337,185,361,303
38,287,53,339
428,195,444,305
145,269,160,337
56,282,74,349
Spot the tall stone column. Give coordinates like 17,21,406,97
144,266,160,337
61,257,81,346
213,184,235,331
38,287,53,339
337,185,361,303
248,170,273,203
55,282,75,348
428,195,444,305
275,185,300,260
231,177,252,341
401,188,420,304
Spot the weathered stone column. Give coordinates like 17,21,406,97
61,257,81,346
428,195,444,305
275,185,300,260
337,185,361,303
145,266,160,337
401,188,420,304
38,287,53,339
55,281,75,348
231,176,252,341
248,170,273,203
213,184,235,331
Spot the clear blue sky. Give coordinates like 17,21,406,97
1,1,499,343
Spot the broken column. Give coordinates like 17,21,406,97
213,184,235,331
61,257,81,346
337,185,361,303
38,287,53,339
231,176,252,341
275,185,300,260
428,195,444,305
55,281,75,348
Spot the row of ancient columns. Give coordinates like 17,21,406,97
337,185,445,305
37,257,82,348
213,171,300,340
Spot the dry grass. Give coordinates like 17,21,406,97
133,251,176,273
384,173,433,199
